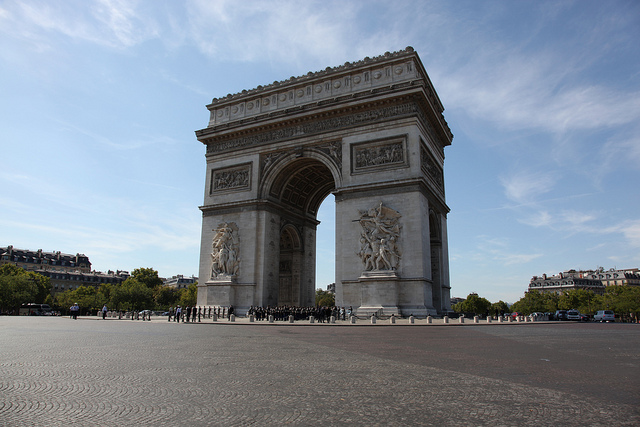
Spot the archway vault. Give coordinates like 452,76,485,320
266,157,337,217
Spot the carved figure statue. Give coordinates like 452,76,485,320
210,222,240,279
356,203,402,271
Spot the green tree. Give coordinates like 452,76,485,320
489,300,510,316
121,278,154,311
55,286,99,315
0,274,37,314
600,285,640,319
178,283,198,307
511,290,548,315
154,285,179,309
558,289,596,313
130,268,164,289
315,289,335,307
0,264,52,314
452,293,491,316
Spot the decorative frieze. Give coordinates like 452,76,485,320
205,102,429,155
420,144,444,194
210,163,251,193
352,137,406,172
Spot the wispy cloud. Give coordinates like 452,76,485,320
500,170,557,205
185,0,367,67
1,0,159,50
476,236,543,266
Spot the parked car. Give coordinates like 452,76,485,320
594,310,615,322
579,313,590,322
555,310,568,321
567,309,580,321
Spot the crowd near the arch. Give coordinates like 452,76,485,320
160,305,351,323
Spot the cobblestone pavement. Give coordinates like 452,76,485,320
0,316,638,426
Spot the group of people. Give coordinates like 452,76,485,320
164,305,354,323
167,305,235,322
248,305,352,322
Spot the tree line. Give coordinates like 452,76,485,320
0,265,197,315
453,287,640,320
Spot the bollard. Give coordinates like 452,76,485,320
459,316,465,323
230,314,235,322
409,316,415,324
212,313,217,322
309,316,315,324
474,316,479,323
371,315,377,324
390,315,396,324
487,316,492,323
444,316,449,324
350,315,356,324
289,315,294,323
498,316,503,323
427,316,432,324
330,316,336,324
249,314,254,322
269,315,274,323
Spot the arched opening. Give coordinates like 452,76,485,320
268,157,337,306
315,194,335,291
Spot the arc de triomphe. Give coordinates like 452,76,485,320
195,47,453,316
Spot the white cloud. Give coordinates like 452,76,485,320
1,0,159,50
185,0,366,66
475,236,542,266
500,170,557,205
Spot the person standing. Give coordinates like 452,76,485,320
102,305,108,320
175,306,182,322
70,303,79,320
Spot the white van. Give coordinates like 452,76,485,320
594,310,615,322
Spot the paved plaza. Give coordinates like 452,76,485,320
0,316,638,426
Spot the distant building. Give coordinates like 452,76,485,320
1,245,91,273
1,245,129,295
164,275,197,289
41,269,129,294
450,297,465,305
529,267,640,295
326,283,336,294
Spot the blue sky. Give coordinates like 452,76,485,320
1,0,639,303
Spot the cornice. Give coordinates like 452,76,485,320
196,47,452,140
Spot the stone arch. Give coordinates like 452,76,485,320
195,48,452,316
260,149,340,216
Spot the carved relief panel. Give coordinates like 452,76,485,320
210,163,251,194
351,136,407,174
210,222,240,279
357,203,402,272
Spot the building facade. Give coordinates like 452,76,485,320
1,245,128,295
163,275,198,289
529,267,640,294
1,245,91,273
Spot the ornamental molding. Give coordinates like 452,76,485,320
204,101,435,155
202,47,449,128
